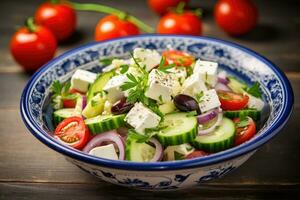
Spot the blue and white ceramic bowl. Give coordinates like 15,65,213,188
20,35,294,190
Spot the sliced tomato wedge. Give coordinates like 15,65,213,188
63,89,83,108
233,117,256,146
162,50,195,67
54,116,90,150
185,150,209,160
218,90,249,111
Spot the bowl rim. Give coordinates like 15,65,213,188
20,34,294,171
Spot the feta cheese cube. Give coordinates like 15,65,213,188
103,75,127,103
133,48,161,71
145,69,174,103
169,67,187,84
181,73,207,97
193,59,218,86
70,69,97,93
125,102,161,134
198,89,221,113
247,93,265,110
89,144,119,160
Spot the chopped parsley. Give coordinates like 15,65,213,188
195,91,204,103
244,82,262,98
119,64,129,74
236,116,249,128
99,57,115,65
186,110,198,117
157,56,175,74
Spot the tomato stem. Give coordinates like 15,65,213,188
175,2,185,14
69,2,154,33
50,0,60,4
25,17,37,32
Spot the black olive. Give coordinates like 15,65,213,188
111,98,134,115
173,94,200,114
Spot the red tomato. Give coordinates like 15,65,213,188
63,99,76,108
54,116,90,150
218,90,249,111
214,0,258,36
233,117,256,146
157,11,202,35
63,89,84,108
147,0,190,15
185,150,209,159
35,2,76,41
94,15,140,41
162,50,195,67
10,21,57,72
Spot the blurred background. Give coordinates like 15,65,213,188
0,0,299,199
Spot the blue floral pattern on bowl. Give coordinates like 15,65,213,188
20,35,293,190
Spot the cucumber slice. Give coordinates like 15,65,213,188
227,77,247,94
193,117,235,153
159,101,176,114
85,114,126,134
157,112,198,146
125,139,155,162
87,71,115,103
82,92,106,118
224,109,261,121
53,108,74,126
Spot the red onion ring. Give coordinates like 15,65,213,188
83,130,125,160
198,113,223,135
149,138,163,162
215,82,231,92
197,108,219,124
218,71,229,85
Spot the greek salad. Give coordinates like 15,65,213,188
50,48,266,162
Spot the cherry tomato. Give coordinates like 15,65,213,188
54,116,90,150
157,11,202,35
214,0,258,36
233,117,256,146
185,150,209,159
147,0,190,15
162,50,195,67
35,2,76,41
94,15,140,41
10,19,57,72
218,90,249,111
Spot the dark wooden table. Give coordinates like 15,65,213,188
0,0,299,199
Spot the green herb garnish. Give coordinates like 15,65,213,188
195,91,204,103
119,64,129,74
99,57,115,65
236,116,249,128
244,82,262,98
186,110,198,117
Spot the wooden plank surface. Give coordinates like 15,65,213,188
1,183,300,200
0,0,299,199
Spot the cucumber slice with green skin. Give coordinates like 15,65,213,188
193,118,235,153
53,108,74,126
125,139,155,162
227,77,247,94
85,114,126,134
156,112,198,146
87,71,115,103
224,109,261,121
